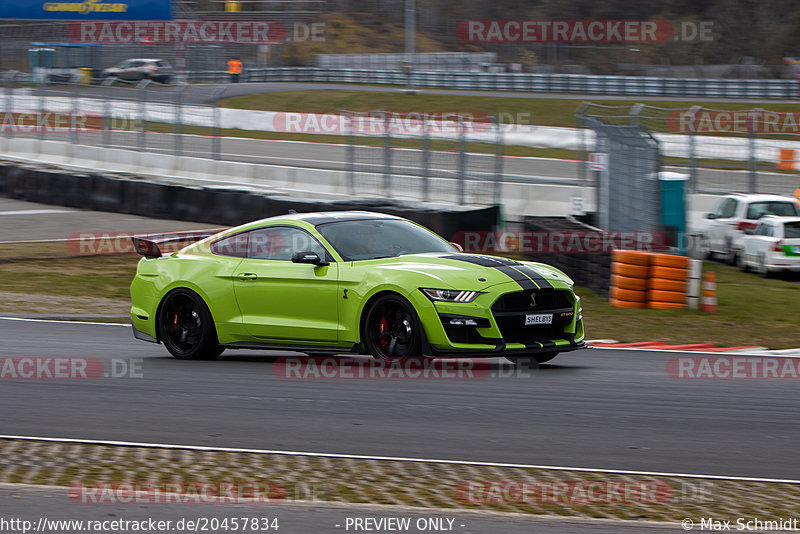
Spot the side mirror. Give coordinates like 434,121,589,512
706,213,717,219
450,241,464,252
291,251,329,266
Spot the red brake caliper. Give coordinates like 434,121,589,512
173,313,179,326
379,316,389,347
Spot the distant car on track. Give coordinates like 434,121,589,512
130,212,585,365
101,58,173,83
740,216,800,275
701,193,800,265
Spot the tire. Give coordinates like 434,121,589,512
611,250,652,266
650,266,687,281
647,290,685,303
611,263,649,278
362,294,423,362
725,240,739,266
609,298,646,309
759,256,771,278
611,274,648,291
699,236,714,260
505,352,559,366
652,255,689,269
158,289,224,360
610,287,647,302
648,278,686,292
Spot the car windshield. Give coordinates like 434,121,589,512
785,221,800,238
316,219,456,261
746,201,799,219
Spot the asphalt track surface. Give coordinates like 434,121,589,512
2,318,799,481
0,485,675,534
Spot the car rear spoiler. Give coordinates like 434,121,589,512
132,231,214,258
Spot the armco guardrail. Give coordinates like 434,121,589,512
186,68,799,99
12,68,799,98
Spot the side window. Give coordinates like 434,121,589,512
210,232,249,258
713,198,726,217
719,198,737,219
248,226,327,261
754,223,768,236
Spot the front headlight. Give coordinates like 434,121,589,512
421,289,480,303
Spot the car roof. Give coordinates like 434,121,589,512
248,210,404,227
724,193,798,202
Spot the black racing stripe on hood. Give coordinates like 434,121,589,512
513,265,554,290
440,254,519,267
441,254,537,290
495,266,537,290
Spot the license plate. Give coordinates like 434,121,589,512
525,313,553,325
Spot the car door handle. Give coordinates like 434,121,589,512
237,273,257,281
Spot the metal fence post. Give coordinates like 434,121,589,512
748,109,759,193
493,115,503,205
343,110,355,196
137,79,151,152
211,85,226,160
101,77,113,147
576,103,588,186
70,79,79,146
421,114,430,202
383,113,391,197
687,105,700,194
457,114,466,205
4,71,16,139
38,78,46,142
629,103,644,127
174,82,186,156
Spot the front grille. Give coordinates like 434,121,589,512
492,289,574,344
492,289,573,313
494,319,563,344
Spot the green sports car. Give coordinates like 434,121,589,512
130,211,585,364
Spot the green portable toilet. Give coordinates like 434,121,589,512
659,171,689,254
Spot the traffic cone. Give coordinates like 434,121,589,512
701,271,717,313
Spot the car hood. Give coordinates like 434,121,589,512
361,252,574,290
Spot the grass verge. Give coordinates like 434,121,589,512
577,262,800,349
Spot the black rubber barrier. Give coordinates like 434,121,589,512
0,164,499,241
522,216,612,297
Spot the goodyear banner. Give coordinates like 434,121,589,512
0,0,173,21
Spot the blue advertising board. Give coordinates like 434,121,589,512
0,0,173,21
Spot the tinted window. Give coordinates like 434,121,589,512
316,219,455,261
248,226,327,261
746,201,799,219
210,232,248,258
784,221,800,238
754,222,769,236
719,198,737,218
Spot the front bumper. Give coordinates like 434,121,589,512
411,281,585,357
